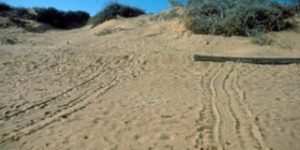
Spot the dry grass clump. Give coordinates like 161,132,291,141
168,0,185,7
250,31,274,46
185,0,297,36
91,2,145,28
150,8,183,21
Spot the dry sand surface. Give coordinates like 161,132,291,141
1,15,300,150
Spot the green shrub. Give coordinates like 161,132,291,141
0,3,12,12
92,2,145,27
0,3,35,20
35,7,90,29
185,0,296,36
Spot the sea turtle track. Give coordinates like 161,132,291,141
194,62,269,150
232,65,268,149
194,63,221,149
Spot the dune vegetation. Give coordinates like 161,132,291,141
35,8,90,29
183,0,298,36
0,3,12,12
91,2,145,28
1,1,299,45
165,0,300,45
2,0,299,34
0,2,90,30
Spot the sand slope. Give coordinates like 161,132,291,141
0,16,300,150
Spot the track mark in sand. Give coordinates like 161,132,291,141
219,65,245,149
209,65,222,149
216,63,269,149
0,54,138,121
194,63,222,149
0,54,145,143
11,77,117,142
195,62,214,148
195,63,267,150
0,66,105,121
207,63,243,149
0,69,114,143
230,66,269,149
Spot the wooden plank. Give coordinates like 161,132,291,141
193,54,300,65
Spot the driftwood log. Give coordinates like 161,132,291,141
193,54,300,65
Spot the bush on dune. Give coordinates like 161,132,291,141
185,0,297,36
292,0,300,13
35,7,90,29
0,3,35,20
91,2,145,27
0,3,12,12
0,3,90,30
12,7,36,20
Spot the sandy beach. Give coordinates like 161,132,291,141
1,15,300,150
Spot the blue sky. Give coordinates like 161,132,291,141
1,0,296,16
0,0,171,16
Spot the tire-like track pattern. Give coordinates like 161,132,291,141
195,62,270,150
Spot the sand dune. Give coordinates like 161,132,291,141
1,15,300,150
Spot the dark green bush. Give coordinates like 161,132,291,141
92,2,145,27
0,3,34,19
0,3,12,12
185,0,297,36
35,7,90,29
0,3,90,30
